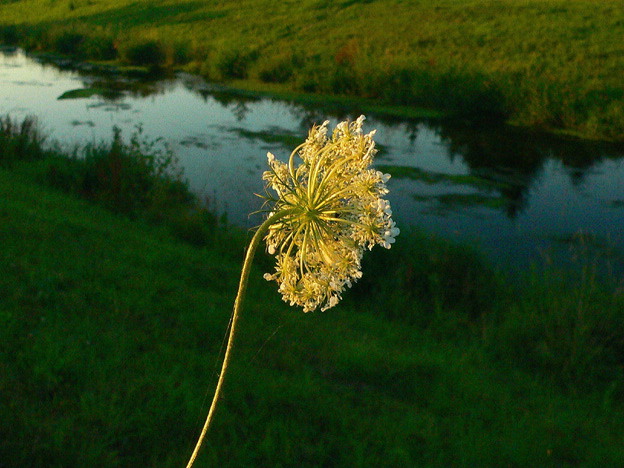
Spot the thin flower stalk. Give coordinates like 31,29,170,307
186,210,291,468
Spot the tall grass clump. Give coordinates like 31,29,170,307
53,30,86,56
289,54,510,123
0,115,222,247
45,126,190,216
257,53,297,84
0,116,46,167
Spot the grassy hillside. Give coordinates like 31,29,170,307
1,0,624,140
2,120,624,466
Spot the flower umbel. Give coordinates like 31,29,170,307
262,115,399,312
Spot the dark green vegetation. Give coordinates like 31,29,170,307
379,164,515,213
58,87,123,99
1,116,223,245
2,119,624,466
1,0,624,140
377,165,510,191
0,115,46,165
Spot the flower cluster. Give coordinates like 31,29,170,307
261,115,399,312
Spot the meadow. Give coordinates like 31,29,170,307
2,118,624,466
1,0,624,140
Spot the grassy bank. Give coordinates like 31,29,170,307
1,0,624,140
2,120,624,466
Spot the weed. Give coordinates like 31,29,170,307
0,116,46,167
45,126,189,216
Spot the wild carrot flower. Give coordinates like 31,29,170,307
186,115,397,467
261,115,399,312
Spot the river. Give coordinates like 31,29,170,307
1,47,623,275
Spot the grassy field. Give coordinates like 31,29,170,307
2,119,624,466
1,0,624,140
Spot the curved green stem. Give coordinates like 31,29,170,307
186,210,289,468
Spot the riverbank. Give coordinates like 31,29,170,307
1,0,624,141
2,117,624,465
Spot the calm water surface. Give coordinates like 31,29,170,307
2,48,623,274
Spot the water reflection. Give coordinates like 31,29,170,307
1,48,623,272
436,123,624,218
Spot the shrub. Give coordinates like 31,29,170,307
215,47,258,80
80,35,117,60
171,42,191,65
258,57,294,83
0,24,19,45
123,40,166,67
54,31,85,56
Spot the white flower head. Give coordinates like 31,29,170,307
261,115,398,312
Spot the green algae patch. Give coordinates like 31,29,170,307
413,192,508,211
377,165,512,192
57,87,123,100
230,127,304,149
435,193,508,209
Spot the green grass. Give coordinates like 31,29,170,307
1,0,624,140
2,122,624,466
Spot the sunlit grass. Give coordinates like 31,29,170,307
1,0,624,139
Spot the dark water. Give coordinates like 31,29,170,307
2,48,623,274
